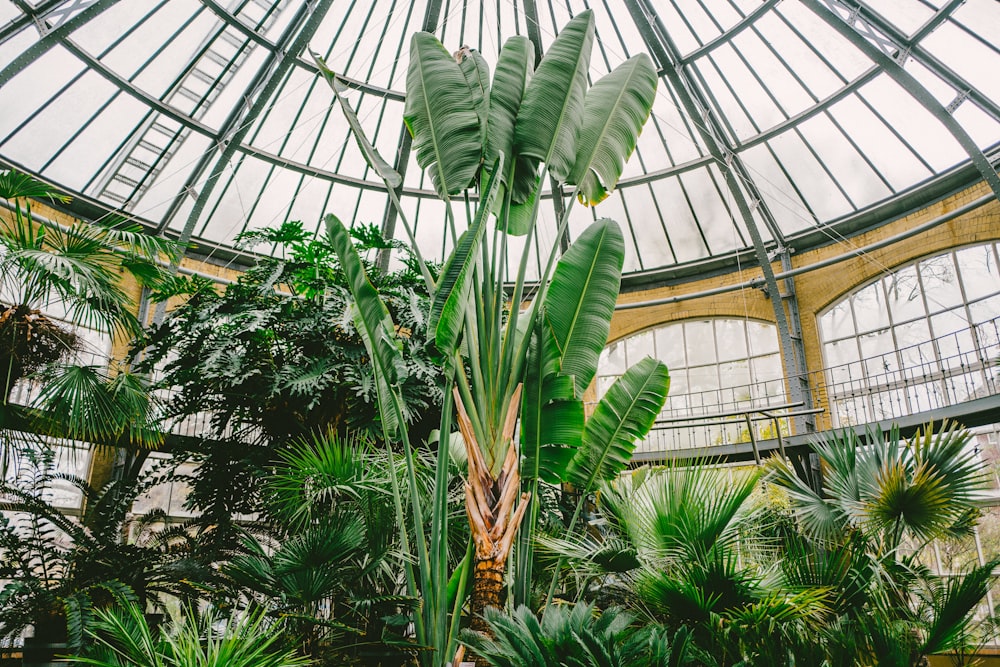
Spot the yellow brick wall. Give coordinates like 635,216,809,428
609,181,1000,432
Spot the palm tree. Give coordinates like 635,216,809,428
223,430,428,663
770,422,998,666
0,447,206,652
0,170,178,401
537,464,828,666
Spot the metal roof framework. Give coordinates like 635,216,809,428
0,0,996,285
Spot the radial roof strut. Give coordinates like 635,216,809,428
802,0,1000,201
154,1,335,242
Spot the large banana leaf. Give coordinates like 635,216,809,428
428,156,503,356
513,10,595,181
325,214,406,439
404,32,482,197
458,48,490,147
544,218,624,397
506,158,540,233
566,357,669,490
568,54,657,206
521,321,584,485
313,54,402,189
486,36,533,176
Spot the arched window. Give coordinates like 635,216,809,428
818,242,1000,426
597,319,785,453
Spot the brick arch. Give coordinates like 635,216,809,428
794,193,1000,318
610,287,776,343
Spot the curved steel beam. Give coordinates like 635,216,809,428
802,0,1000,201
199,0,405,102
0,0,121,88
0,0,69,44
155,0,334,238
832,0,1000,122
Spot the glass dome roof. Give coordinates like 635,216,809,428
1,0,998,283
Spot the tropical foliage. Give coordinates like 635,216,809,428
316,9,666,665
0,170,178,401
68,601,310,667
221,430,442,664
3,15,998,667
0,448,209,651
771,423,999,666
461,603,704,667
531,423,999,667
132,220,443,536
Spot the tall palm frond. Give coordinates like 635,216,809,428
1,170,179,400
770,422,987,551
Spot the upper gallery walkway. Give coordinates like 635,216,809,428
634,313,1000,464
8,314,1000,465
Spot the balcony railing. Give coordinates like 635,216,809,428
636,314,1000,455
9,315,1000,453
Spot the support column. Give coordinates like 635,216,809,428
622,0,814,436
376,0,446,271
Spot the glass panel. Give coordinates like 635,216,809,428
920,254,964,315
600,340,626,376
820,299,856,341
687,365,720,394
824,338,861,368
715,320,748,362
859,329,896,386
597,376,617,397
852,284,890,333
626,330,655,365
719,360,752,400
747,321,779,355
857,327,893,361
970,293,1000,328
751,354,784,382
955,244,1000,302
655,326,686,370
684,321,716,366
668,369,689,398
884,266,926,323
932,310,973,362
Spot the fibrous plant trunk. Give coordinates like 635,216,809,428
453,386,530,644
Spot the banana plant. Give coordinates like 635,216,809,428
316,10,663,665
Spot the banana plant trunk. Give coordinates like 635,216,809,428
453,387,530,642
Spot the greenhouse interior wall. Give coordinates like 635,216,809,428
4,177,1000,656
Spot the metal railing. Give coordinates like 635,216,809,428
635,314,1000,455
9,315,1000,452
